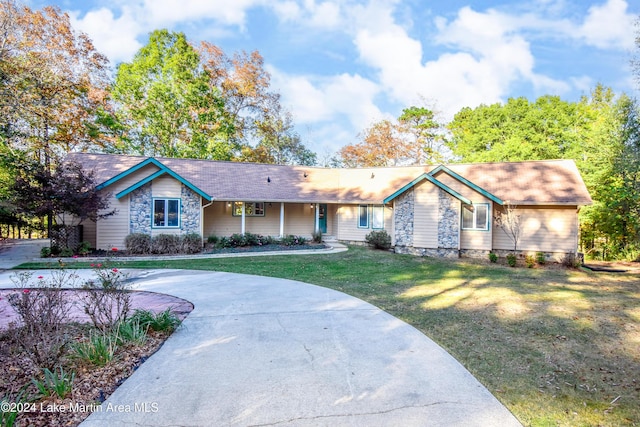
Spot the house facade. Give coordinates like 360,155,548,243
68,153,592,260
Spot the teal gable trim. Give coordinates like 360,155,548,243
96,158,158,190
383,173,472,205
98,157,213,201
429,165,504,205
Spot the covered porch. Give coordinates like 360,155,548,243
202,201,336,239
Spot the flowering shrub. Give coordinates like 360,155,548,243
81,264,131,330
6,270,76,368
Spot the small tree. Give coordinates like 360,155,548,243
495,203,522,253
10,160,115,247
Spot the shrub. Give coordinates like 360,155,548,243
77,240,92,256
7,271,74,368
81,265,131,330
40,247,51,258
312,230,323,243
525,254,536,268
216,236,232,248
181,233,202,254
228,233,248,247
60,248,74,257
207,235,219,245
536,251,546,265
151,234,180,254
506,253,517,267
365,230,392,250
71,330,117,366
280,235,307,246
31,367,75,399
561,252,581,269
131,309,181,333
125,233,152,254
488,252,498,263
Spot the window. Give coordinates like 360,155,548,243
371,205,384,229
153,199,180,227
358,205,369,228
462,203,489,230
232,202,265,217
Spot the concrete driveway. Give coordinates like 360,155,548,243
0,239,49,269
0,268,521,426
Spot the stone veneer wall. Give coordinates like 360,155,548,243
437,189,459,249
129,183,152,234
181,185,200,234
393,188,414,247
129,183,201,235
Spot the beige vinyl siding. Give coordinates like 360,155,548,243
96,164,160,249
413,181,439,248
150,175,182,237
492,206,578,252
335,204,392,242
81,220,97,248
282,203,315,236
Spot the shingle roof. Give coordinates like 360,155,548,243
66,153,592,206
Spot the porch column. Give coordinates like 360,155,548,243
241,202,246,235
279,202,285,238
314,203,320,232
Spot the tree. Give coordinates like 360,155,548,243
10,160,115,242
397,106,445,164
340,106,446,167
339,120,405,167
110,29,236,159
241,107,316,165
198,43,281,143
0,1,110,166
447,96,586,163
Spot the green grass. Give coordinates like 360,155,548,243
17,247,640,426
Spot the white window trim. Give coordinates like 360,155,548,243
152,198,181,228
461,203,489,231
357,204,369,228
371,205,385,229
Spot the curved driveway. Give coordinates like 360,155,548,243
63,269,522,427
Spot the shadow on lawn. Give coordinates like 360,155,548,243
384,262,640,425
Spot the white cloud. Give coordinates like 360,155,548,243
576,0,636,49
141,0,264,28
69,7,142,64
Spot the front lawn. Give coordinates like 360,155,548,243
17,247,640,426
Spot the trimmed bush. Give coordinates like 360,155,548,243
536,251,546,265
125,233,152,254
488,252,498,263
506,253,517,267
280,235,307,246
525,254,536,268
207,235,219,245
365,230,391,250
181,233,202,254
151,234,180,254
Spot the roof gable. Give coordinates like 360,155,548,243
96,157,212,201
383,165,504,206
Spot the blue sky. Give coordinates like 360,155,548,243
28,0,640,156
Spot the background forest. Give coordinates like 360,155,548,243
1,1,639,260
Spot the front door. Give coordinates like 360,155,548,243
319,204,327,233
